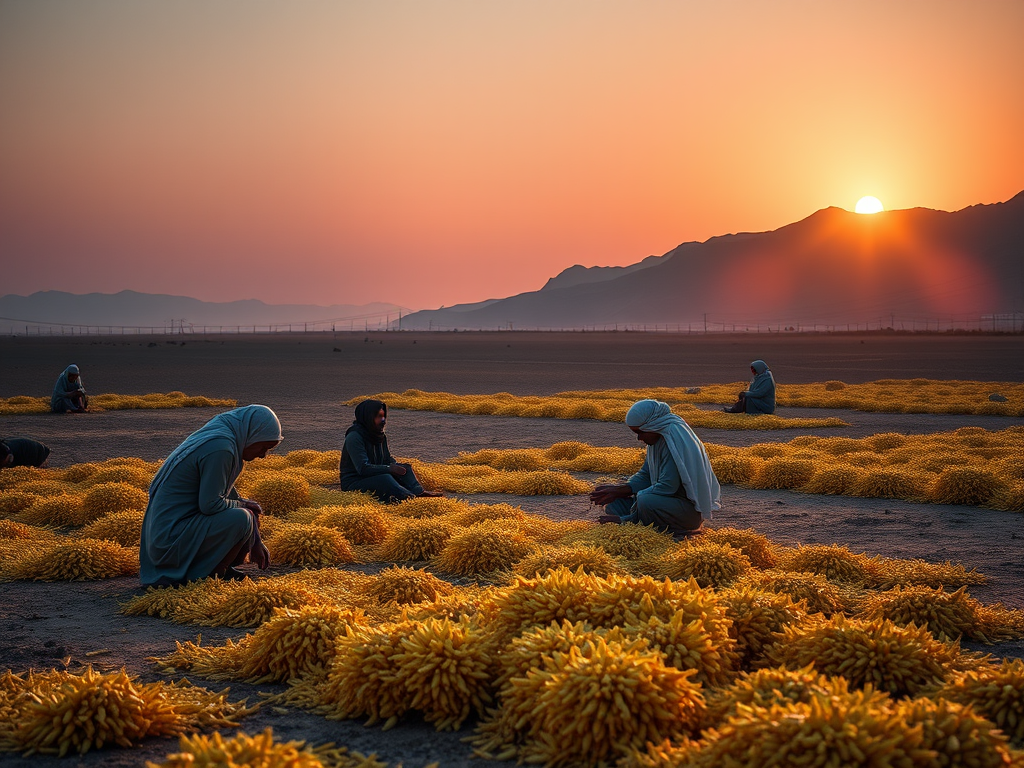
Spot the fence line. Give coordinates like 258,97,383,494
2,313,1022,336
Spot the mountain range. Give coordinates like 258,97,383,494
0,291,402,332
401,191,1024,330
4,192,1021,332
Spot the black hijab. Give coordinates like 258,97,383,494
347,399,387,444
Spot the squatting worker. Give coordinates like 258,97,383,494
0,437,51,468
51,364,89,413
589,399,721,538
340,399,443,503
723,359,776,414
139,404,282,587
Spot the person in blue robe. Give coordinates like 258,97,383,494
589,399,721,539
723,360,776,414
139,404,282,586
51,364,89,413
340,399,442,503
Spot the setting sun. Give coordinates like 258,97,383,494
855,196,885,214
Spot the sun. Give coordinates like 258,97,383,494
855,195,884,214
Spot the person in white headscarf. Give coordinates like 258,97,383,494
723,360,776,414
140,405,283,586
589,399,721,538
51,364,89,413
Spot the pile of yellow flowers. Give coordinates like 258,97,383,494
0,666,252,757
0,391,236,415
560,378,1024,416
346,390,847,429
711,426,1024,510
145,565,1024,766
101,487,1020,767
148,728,386,768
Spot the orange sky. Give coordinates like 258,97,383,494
1,1,1022,310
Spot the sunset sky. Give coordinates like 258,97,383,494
1,1,1022,310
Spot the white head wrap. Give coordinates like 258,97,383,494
625,399,721,519
148,405,282,498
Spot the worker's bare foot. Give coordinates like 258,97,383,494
597,515,620,524
417,490,444,497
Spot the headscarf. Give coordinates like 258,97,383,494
51,364,85,406
346,399,387,445
625,399,721,519
148,405,283,499
747,360,775,397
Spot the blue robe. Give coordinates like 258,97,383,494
139,438,253,584
139,404,282,585
743,360,776,414
51,366,86,413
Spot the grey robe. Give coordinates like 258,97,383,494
743,360,776,414
51,366,86,413
139,437,253,585
606,437,702,535
139,404,282,585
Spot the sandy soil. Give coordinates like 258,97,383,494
1,333,1023,767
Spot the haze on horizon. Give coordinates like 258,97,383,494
1,1,1022,311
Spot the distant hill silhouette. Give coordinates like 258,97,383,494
403,192,1024,330
0,290,403,331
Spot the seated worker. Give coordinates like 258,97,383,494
340,399,443,503
589,399,721,538
139,404,282,586
51,364,89,413
0,437,51,468
723,359,776,414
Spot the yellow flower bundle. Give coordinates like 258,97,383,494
0,666,251,758
858,584,1024,643
264,523,355,568
346,390,847,429
432,523,537,577
404,459,592,495
78,482,150,525
0,537,138,581
149,729,389,768
0,391,236,415
934,659,1024,745
313,504,392,544
560,378,1024,416
78,508,145,546
512,544,625,579
702,664,845,726
154,604,368,684
644,541,752,588
765,614,960,697
472,632,705,767
148,728,386,768
711,426,1024,510
719,587,808,670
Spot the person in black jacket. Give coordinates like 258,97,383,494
0,437,51,468
339,399,443,503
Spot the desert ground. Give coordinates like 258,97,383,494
1,332,1023,767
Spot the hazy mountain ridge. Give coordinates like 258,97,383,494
0,290,403,329
403,191,1024,329
540,253,670,291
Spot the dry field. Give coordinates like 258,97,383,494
1,333,1023,767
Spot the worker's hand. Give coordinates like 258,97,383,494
589,484,631,506
389,463,408,477
251,542,270,570
240,499,263,516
